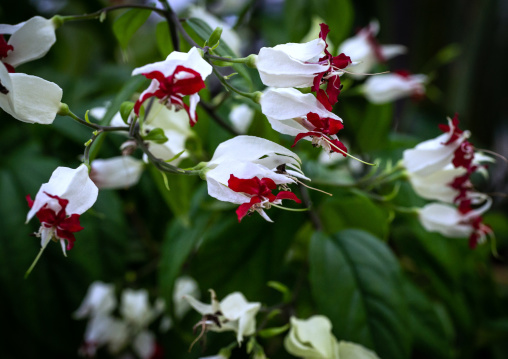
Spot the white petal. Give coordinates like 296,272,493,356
208,135,302,173
419,203,472,238
73,281,117,319
284,316,337,358
337,341,380,359
257,39,328,88
173,276,200,319
408,165,466,203
363,73,426,104
120,289,154,328
1,71,62,124
26,164,98,222
260,88,342,137
133,330,156,359
91,156,144,189
380,44,407,60
3,16,56,67
183,294,214,315
133,47,212,80
229,104,254,134
206,176,251,205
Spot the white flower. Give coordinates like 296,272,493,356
132,47,212,125
260,88,346,154
363,72,426,104
184,289,261,344
338,20,406,78
173,276,200,320
90,156,144,189
0,16,57,69
79,315,129,357
0,62,62,124
142,101,194,164
256,38,328,88
284,315,380,359
120,289,164,329
26,164,98,255
74,281,117,319
402,131,468,177
408,164,467,203
229,103,254,134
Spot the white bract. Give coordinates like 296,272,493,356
184,289,261,344
0,62,62,124
142,101,194,164
402,132,468,177
363,72,426,104
284,315,380,359
173,276,200,319
120,288,165,329
26,164,98,254
338,20,406,78
90,156,144,189
73,281,117,319
229,103,254,134
408,164,467,203
256,39,328,88
0,16,57,68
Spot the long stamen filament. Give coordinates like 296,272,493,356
292,177,333,196
322,137,376,166
271,203,309,212
341,69,390,76
474,148,508,163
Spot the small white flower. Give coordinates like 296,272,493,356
120,289,164,329
73,281,117,319
338,20,406,78
229,103,254,134
173,276,200,320
363,72,426,104
184,289,261,344
26,164,98,255
90,156,144,190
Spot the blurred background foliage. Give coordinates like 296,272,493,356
0,0,507,358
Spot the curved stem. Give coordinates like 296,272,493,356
65,110,130,132
212,66,261,102
84,130,102,166
58,4,167,23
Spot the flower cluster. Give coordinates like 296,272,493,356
257,24,350,156
403,115,494,248
74,282,166,359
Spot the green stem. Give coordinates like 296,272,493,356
212,66,262,102
25,238,51,279
84,131,102,166
59,104,129,132
56,4,167,23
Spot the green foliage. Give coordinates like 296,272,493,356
309,230,412,359
113,9,152,49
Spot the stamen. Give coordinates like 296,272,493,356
474,148,508,163
322,137,376,166
341,69,390,76
291,177,333,196
270,203,309,212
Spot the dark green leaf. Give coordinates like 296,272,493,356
143,127,169,144
309,230,411,359
156,20,174,57
113,9,152,49
311,0,354,45
356,102,393,152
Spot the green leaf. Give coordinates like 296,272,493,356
319,189,390,239
311,0,354,45
185,18,253,91
208,26,223,48
113,9,152,49
258,324,290,338
156,20,174,57
158,213,212,308
356,102,393,152
309,230,412,359
120,101,134,124
142,127,168,144
284,0,312,42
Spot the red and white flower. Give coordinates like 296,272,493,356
260,88,347,156
132,47,212,126
256,23,352,110
26,164,98,255
363,70,426,104
338,20,406,78
0,16,57,72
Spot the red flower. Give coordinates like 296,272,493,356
26,192,84,251
134,65,206,126
228,175,301,222
311,24,352,110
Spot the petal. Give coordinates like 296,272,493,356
337,341,380,359
228,175,262,195
3,16,56,67
183,294,213,315
2,71,62,124
236,198,260,222
275,191,301,204
26,164,98,222
284,316,336,358
206,176,252,205
418,203,472,238
363,73,426,104
90,156,144,190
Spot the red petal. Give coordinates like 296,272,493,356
235,197,261,222
312,73,324,93
319,23,330,42
260,177,277,190
228,175,262,196
332,53,351,69
292,132,320,147
55,229,77,250
275,191,302,204
36,206,57,225
58,214,84,233
316,89,333,111
329,139,348,156
26,195,34,209
327,118,344,135
325,75,341,107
